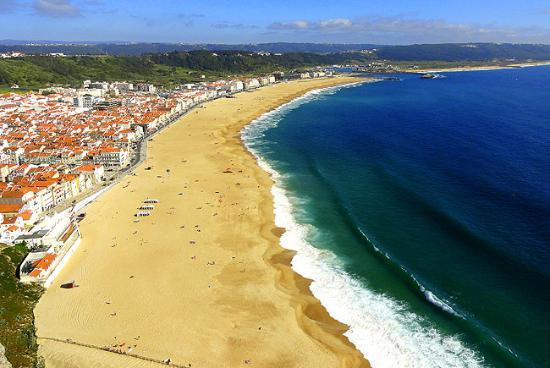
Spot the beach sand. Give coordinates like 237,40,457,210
34,77,370,368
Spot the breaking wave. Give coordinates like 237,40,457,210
241,83,486,368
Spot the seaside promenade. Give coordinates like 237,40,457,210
34,77,370,368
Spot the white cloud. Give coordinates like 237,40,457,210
267,16,550,44
269,20,309,30
316,18,353,29
34,0,79,17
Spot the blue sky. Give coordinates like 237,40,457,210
1,0,550,44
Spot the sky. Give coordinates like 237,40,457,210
1,0,550,44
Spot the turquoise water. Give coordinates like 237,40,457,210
242,67,550,368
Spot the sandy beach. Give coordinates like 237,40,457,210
34,77,370,368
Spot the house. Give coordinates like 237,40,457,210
26,253,57,280
0,164,16,181
93,147,130,168
50,184,66,206
243,78,260,90
259,77,270,86
73,164,104,183
61,174,81,198
111,82,134,93
18,215,82,285
227,81,243,93
0,213,25,243
135,83,156,93
29,186,54,213
0,189,38,213
3,147,24,164
73,95,94,110
18,209,37,227
87,81,109,90
0,203,23,217
15,213,73,250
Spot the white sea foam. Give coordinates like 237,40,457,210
241,83,486,368
358,228,463,318
423,289,459,316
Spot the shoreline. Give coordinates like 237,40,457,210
240,77,489,368
34,77,370,368
240,80,375,366
237,79,373,367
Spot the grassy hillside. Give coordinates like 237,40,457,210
0,51,373,89
0,244,44,368
0,56,202,89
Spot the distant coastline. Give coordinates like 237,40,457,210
404,60,550,73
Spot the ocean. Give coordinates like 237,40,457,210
242,67,550,368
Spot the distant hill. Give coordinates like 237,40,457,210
2,42,550,90
0,42,381,55
1,42,550,61
375,43,550,61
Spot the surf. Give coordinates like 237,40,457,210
241,86,487,368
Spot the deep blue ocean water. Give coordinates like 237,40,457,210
242,66,550,368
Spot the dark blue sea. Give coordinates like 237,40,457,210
242,66,550,368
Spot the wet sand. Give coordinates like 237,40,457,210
35,77,370,368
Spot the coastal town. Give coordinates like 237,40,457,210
0,70,332,287
2,0,550,364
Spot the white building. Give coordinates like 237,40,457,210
88,81,109,90
229,80,244,92
136,83,156,93
73,95,94,110
243,79,260,90
93,148,130,168
111,82,134,93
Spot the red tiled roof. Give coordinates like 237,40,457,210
0,203,23,213
29,253,57,277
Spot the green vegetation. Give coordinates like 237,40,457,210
148,50,369,72
3,42,550,59
376,43,550,61
0,51,373,89
0,42,380,55
0,87,30,95
2,44,548,90
0,243,44,368
0,56,198,89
